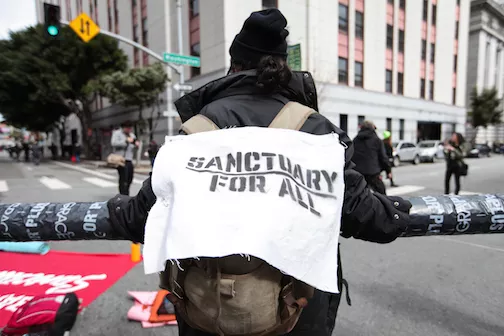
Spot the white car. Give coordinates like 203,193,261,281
417,140,444,162
392,141,420,166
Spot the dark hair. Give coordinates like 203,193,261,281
454,132,465,145
121,121,133,128
231,55,292,93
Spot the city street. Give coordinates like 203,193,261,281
0,152,503,335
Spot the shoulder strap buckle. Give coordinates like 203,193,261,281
269,102,316,131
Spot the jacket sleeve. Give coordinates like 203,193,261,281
111,130,127,149
302,114,411,243
378,139,392,174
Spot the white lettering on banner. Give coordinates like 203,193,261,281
422,197,445,233
0,270,107,294
449,196,472,233
25,203,50,241
0,203,21,239
485,195,504,232
55,202,76,239
84,202,106,238
0,293,34,312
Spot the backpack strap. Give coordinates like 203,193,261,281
268,102,317,130
180,115,219,135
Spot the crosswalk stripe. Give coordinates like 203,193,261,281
386,185,426,196
83,177,117,188
458,191,481,196
0,180,8,192
39,176,72,190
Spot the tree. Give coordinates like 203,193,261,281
0,24,128,151
98,62,168,141
468,86,503,145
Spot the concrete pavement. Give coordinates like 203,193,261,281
0,152,503,335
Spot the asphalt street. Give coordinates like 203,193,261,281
0,151,503,336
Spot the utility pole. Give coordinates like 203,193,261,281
176,0,185,97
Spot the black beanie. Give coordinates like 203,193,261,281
229,8,289,67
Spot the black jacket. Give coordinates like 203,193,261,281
352,127,391,176
107,70,411,336
383,141,393,160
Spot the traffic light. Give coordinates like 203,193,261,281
44,3,61,37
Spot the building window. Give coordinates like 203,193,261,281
457,0,460,5
355,61,363,87
422,0,428,21
355,11,364,39
398,30,405,53
358,115,365,127
399,0,406,10
190,43,201,77
453,55,457,73
385,70,393,93
397,72,404,94
399,119,404,140
430,43,435,64
432,5,437,26
262,0,277,9
455,23,459,40
339,114,348,132
420,79,426,98
386,118,392,132
386,25,393,49
338,57,348,84
485,41,491,86
421,39,427,60
387,0,393,4
190,0,200,17
339,4,349,34
133,24,138,42
452,88,457,105
429,80,434,100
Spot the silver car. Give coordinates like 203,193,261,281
392,141,420,166
417,140,444,163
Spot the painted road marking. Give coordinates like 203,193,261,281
53,161,144,185
83,177,117,188
435,237,504,254
39,176,72,190
0,180,8,192
386,185,426,196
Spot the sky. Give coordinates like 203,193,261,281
0,0,37,40
0,1,37,122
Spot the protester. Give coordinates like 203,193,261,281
147,140,159,168
444,132,466,195
351,121,391,194
106,8,411,336
383,130,398,187
110,121,138,196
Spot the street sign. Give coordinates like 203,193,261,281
163,53,201,67
287,44,302,71
69,12,100,43
173,83,193,92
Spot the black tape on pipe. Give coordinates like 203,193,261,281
402,194,504,237
0,201,125,242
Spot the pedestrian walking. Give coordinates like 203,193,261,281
444,132,466,195
147,140,159,168
352,121,391,194
110,121,138,196
383,130,398,187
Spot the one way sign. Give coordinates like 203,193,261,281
173,83,193,92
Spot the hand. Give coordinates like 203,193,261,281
127,137,134,143
134,141,140,147
387,173,392,180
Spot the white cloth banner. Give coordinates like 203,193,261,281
143,127,346,293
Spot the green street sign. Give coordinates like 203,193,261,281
287,44,302,71
163,53,201,67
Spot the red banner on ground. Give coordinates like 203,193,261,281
0,250,138,327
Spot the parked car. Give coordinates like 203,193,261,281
467,144,492,158
417,140,444,162
392,141,420,166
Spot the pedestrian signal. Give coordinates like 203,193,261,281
44,3,61,37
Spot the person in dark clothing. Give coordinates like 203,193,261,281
147,140,159,167
444,132,465,195
106,8,411,336
352,121,391,194
382,131,398,187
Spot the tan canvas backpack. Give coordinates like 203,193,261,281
160,101,318,336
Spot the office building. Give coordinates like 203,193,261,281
35,0,470,146
466,0,504,144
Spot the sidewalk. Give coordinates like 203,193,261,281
55,159,153,175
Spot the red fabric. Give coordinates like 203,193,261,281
0,251,138,327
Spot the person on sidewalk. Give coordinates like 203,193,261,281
444,132,466,195
147,140,159,168
352,121,391,194
382,130,398,187
111,121,138,196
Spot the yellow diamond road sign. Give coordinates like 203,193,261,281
69,12,100,43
